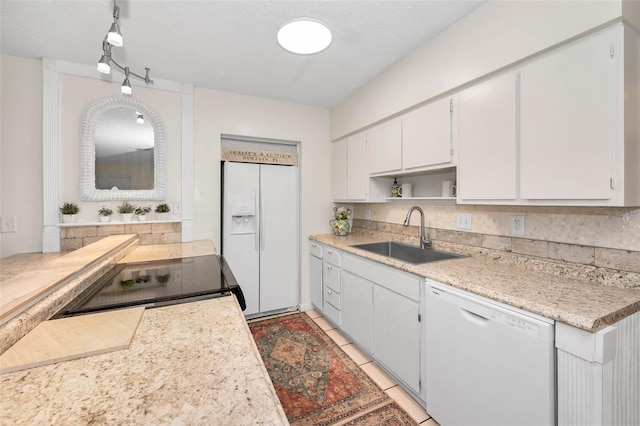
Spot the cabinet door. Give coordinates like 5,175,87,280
520,28,617,200
368,117,402,174
332,139,348,200
310,252,323,311
347,131,368,200
458,73,517,201
342,271,374,353
402,97,452,170
373,285,421,394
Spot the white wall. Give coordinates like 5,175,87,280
193,88,332,307
331,0,623,140
0,55,333,307
0,56,43,257
57,74,183,221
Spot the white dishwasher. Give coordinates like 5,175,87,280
425,281,555,426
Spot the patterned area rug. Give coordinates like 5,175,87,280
249,313,417,425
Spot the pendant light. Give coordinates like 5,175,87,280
121,67,132,95
96,0,153,95
106,4,123,47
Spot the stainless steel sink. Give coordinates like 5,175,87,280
351,241,467,264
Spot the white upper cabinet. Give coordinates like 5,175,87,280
331,138,348,200
402,97,454,171
457,73,517,202
347,131,368,200
367,117,402,175
332,132,373,201
520,27,617,201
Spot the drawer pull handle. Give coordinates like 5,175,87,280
327,289,332,295
328,250,332,254
327,265,332,270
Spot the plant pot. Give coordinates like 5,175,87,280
137,215,147,221
156,212,169,221
121,213,133,222
62,214,77,223
329,219,350,236
99,216,110,223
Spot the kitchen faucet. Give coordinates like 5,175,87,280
403,206,432,249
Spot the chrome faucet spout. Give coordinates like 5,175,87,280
403,206,432,249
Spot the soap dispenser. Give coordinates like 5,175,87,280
391,178,400,198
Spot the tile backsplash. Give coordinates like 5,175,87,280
350,204,640,289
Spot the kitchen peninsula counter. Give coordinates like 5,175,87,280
310,232,640,333
0,296,288,425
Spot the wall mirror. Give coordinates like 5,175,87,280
80,97,166,201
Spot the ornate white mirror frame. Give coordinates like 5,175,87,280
80,96,166,201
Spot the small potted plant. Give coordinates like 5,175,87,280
60,202,79,223
135,206,151,221
155,203,171,220
98,207,113,223
117,201,136,222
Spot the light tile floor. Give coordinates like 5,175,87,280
304,309,438,425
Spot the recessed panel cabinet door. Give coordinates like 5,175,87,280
373,285,420,394
402,97,452,170
520,28,617,200
310,251,323,312
368,117,402,174
332,139,348,200
458,73,517,201
341,271,374,354
347,131,368,200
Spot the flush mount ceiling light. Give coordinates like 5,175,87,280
96,0,153,95
277,19,332,55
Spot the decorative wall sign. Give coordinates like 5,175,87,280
222,148,298,166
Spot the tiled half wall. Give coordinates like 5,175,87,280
60,222,182,251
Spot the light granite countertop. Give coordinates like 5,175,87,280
0,239,288,425
0,297,288,425
310,233,640,333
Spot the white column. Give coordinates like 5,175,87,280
181,83,194,242
42,59,60,252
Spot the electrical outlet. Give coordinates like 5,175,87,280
365,208,371,219
1,216,17,233
456,212,472,230
511,215,525,236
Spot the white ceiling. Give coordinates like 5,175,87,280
1,0,484,108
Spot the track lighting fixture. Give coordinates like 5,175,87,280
97,0,152,95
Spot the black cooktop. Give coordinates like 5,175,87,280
55,255,245,318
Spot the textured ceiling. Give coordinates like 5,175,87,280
1,0,484,107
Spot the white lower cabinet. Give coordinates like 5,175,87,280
322,248,342,326
309,242,323,311
373,285,421,394
342,253,424,400
341,271,374,353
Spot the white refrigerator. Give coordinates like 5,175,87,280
222,162,299,316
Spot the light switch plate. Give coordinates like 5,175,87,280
456,212,472,230
173,202,182,214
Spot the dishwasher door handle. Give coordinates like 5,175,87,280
460,308,490,326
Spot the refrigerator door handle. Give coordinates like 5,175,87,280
255,189,260,251
260,190,265,251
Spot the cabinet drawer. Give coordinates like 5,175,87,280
323,262,341,292
324,248,341,266
325,286,341,310
310,241,323,258
323,299,341,326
